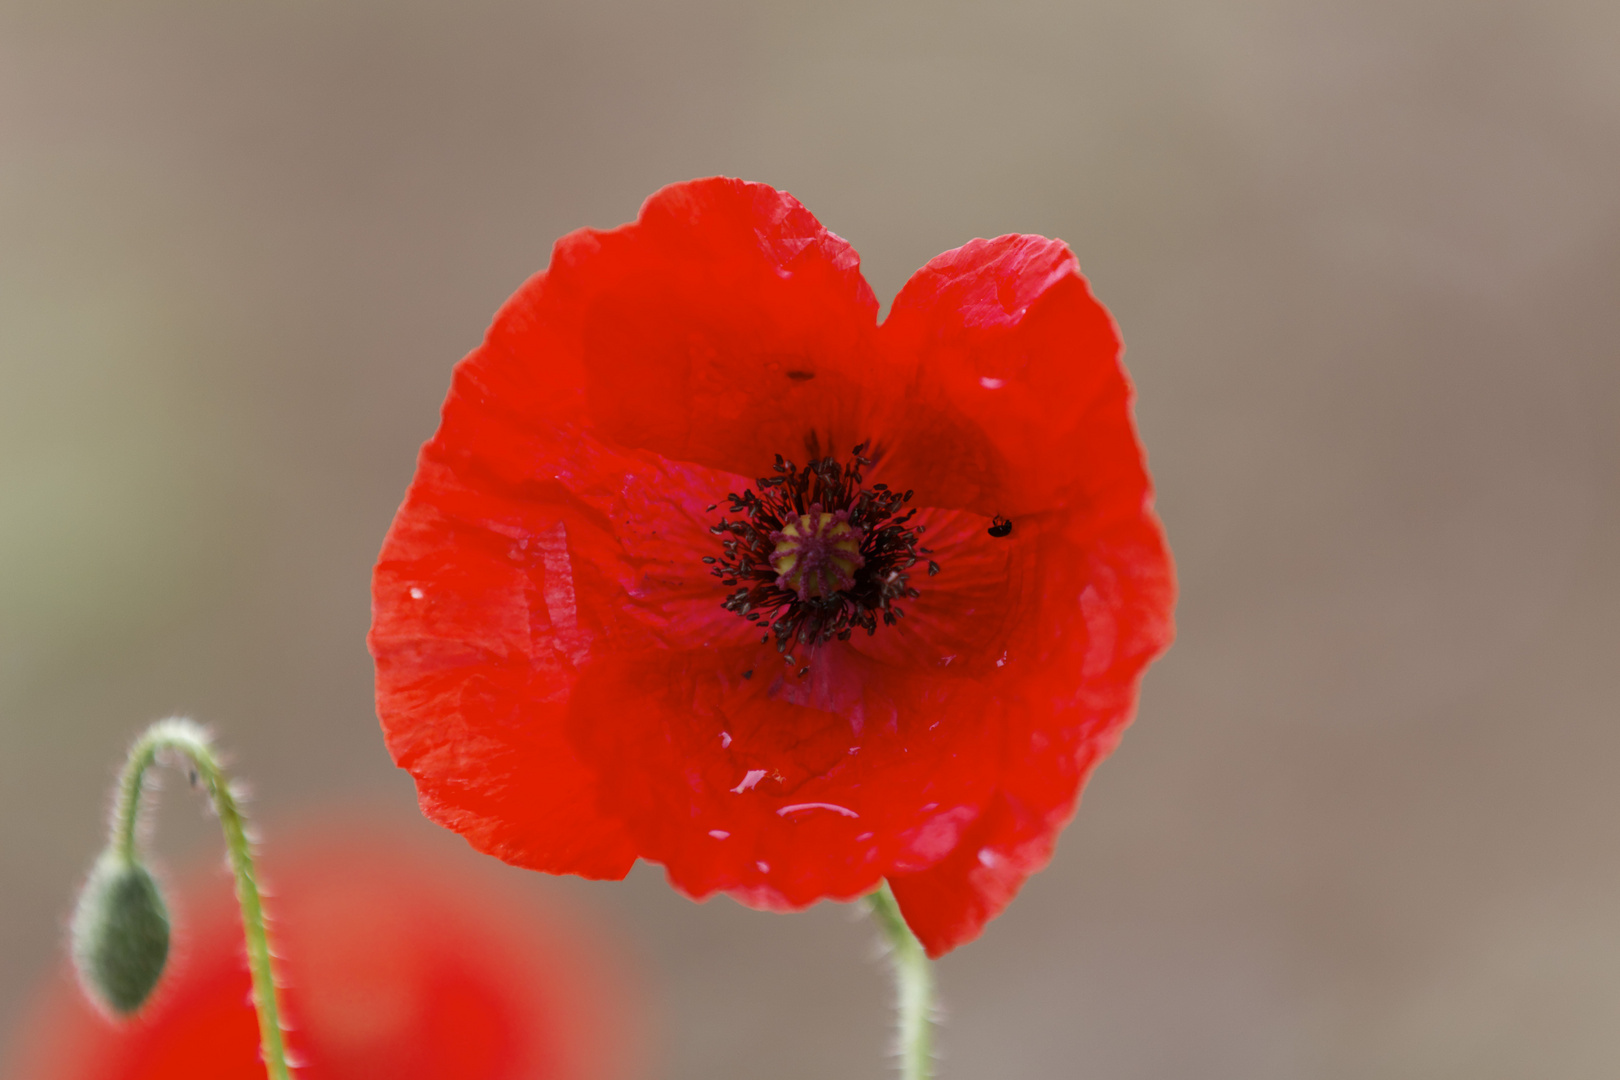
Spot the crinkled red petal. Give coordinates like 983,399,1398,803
559,177,885,476
567,640,1009,909
878,234,1141,519
373,467,640,879
889,513,1175,956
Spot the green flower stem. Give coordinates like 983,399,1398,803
113,719,290,1080
867,881,936,1080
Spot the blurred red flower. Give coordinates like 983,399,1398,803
12,827,637,1080
370,177,1174,956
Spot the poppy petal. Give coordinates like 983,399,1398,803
878,234,1142,520
889,512,1175,956
373,462,639,879
560,178,885,476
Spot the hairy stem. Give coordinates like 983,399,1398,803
113,719,290,1080
867,881,935,1080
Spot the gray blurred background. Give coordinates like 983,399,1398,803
2,1,1617,1077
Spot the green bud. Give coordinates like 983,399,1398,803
70,850,171,1015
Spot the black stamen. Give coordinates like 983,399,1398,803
708,444,933,656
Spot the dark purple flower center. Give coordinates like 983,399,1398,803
706,442,940,673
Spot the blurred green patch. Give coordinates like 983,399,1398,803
0,221,225,700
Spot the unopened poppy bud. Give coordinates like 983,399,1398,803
70,851,170,1016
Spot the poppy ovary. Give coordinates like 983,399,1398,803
768,505,865,599
708,443,934,667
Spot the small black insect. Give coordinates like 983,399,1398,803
987,514,1013,538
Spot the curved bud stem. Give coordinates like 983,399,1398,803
866,881,935,1080
111,719,291,1080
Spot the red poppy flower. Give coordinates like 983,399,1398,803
369,177,1174,957
11,826,636,1080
